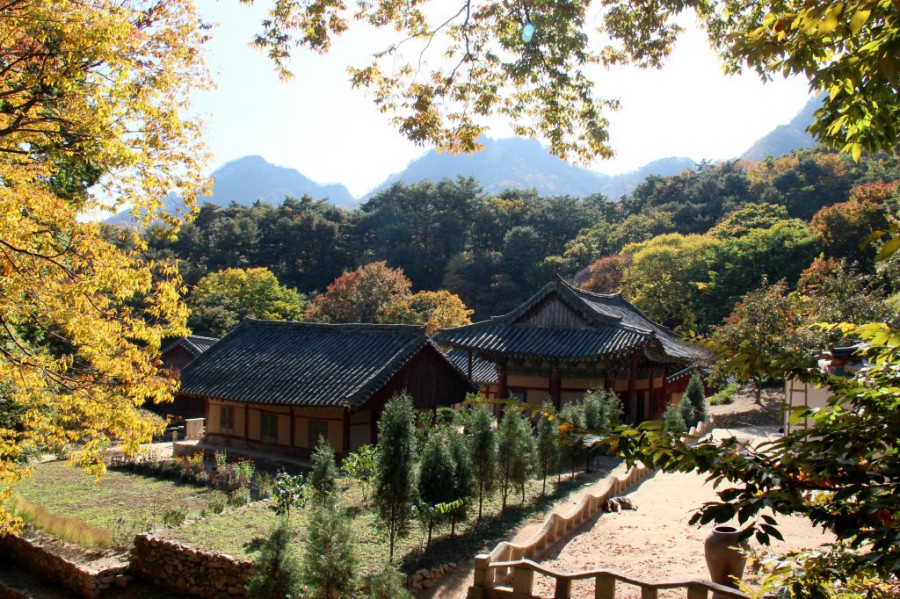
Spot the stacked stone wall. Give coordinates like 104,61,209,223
0,534,127,598
130,533,255,598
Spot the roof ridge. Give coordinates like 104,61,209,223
241,317,425,335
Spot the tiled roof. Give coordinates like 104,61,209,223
161,335,219,357
446,349,499,385
434,278,701,363
179,319,471,409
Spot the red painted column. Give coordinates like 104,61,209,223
497,366,508,399
661,367,670,417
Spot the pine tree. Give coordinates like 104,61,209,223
417,430,457,546
467,404,497,523
374,394,417,562
559,401,585,478
535,403,560,495
300,501,357,599
497,411,535,510
308,436,340,505
684,373,708,427
663,405,687,435
447,428,474,535
246,518,302,599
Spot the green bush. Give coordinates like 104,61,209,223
710,383,738,405
300,501,357,598
257,472,273,500
206,493,227,515
162,507,187,527
229,487,251,508
367,563,413,599
662,406,687,434
309,436,340,504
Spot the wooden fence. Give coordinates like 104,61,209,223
468,420,723,599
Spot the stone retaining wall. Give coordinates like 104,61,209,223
130,533,255,599
0,534,128,599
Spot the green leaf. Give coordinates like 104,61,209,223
850,10,871,34
875,235,900,261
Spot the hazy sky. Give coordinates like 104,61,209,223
195,1,814,197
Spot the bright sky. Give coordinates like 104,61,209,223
195,1,814,198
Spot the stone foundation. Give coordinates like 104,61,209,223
130,533,255,598
0,533,128,599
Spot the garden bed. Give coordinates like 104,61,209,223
160,468,611,578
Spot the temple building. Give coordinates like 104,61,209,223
436,277,704,423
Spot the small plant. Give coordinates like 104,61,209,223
229,487,251,508
246,518,302,599
234,458,256,490
272,471,307,517
341,444,379,502
207,493,227,515
257,472,273,500
162,507,187,527
710,383,738,405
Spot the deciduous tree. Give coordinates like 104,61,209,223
305,262,412,324
1,0,208,533
378,290,473,335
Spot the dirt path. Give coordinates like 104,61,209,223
531,426,834,599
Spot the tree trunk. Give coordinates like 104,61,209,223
754,381,763,406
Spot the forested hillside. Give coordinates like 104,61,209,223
116,148,900,336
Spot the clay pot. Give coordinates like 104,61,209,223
704,525,748,598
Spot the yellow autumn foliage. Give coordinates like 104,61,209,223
1,0,210,534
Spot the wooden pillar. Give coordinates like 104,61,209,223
289,406,295,448
467,350,473,381
244,403,249,441
662,367,669,414
550,367,561,411
342,407,351,457
628,350,638,424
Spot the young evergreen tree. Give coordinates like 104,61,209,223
309,436,340,505
300,500,357,599
535,403,560,495
662,405,687,435
467,404,497,523
683,373,708,427
497,411,536,509
246,518,302,599
447,428,474,535
558,401,586,477
368,563,414,599
597,389,624,428
374,394,417,562
582,391,604,430
417,430,457,546
513,420,537,504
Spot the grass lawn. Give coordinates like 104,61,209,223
162,468,611,577
12,460,227,546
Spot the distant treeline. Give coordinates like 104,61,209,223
114,148,900,331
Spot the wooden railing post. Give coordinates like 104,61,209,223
555,577,572,599
595,573,615,599
687,586,710,599
473,554,491,586
512,564,535,598
641,586,659,599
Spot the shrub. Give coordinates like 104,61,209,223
341,444,379,503
535,403,560,494
234,459,256,490
300,501,357,598
367,563,413,599
682,373,708,427
710,383,738,405
447,428,474,535
273,471,307,518
662,405,687,434
417,430,457,546
194,470,210,486
246,518,302,599
229,487,251,508
207,493,227,515
162,507,187,527
257,472,273,500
